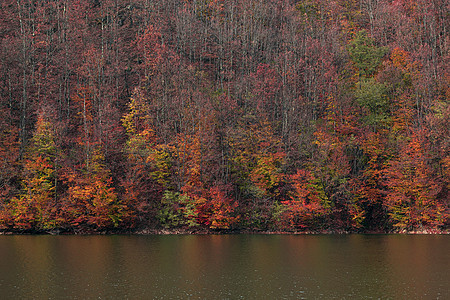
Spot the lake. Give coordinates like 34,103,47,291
0,234,448,299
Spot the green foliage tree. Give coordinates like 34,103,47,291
355,78,390,126
348,30,388,77
158,191,199,228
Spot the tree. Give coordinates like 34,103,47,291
348,30,387,77
384,134,446,230
227,117,286,229
0,110,19,220
355,78,389,127
63,148,128,230
281,169,330,230
5,115,59,230
121,87,168,226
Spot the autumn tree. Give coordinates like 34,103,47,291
384,133,446,230
281,169,330,230
4,115,59,230
121,87,171,226
60,85,129,231
227,117,286,229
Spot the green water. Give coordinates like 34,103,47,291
0,234,448,299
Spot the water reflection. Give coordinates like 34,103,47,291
0,235,448,299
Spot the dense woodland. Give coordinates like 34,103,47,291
0,0,448,233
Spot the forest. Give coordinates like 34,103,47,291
0,0,448,233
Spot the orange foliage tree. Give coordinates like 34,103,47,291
60,86,129,230
63,149,128,230
3,115,60,230
384,134,447,230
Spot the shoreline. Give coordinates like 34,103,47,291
1,227,448,235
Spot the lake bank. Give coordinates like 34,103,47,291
1,226,448,235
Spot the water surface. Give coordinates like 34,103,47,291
0,234,448,299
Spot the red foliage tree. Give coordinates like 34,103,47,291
281,169,330,230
